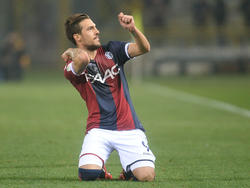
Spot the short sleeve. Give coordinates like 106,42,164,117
64,62,86,84
108,41,131,66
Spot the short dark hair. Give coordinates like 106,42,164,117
65,13,90,45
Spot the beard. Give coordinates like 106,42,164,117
86,43,101,51
86,44,101,51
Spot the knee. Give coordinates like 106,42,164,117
133,168,155,182
78,168,105,181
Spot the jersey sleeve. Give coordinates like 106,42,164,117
64,62,86,84
108,41,132,66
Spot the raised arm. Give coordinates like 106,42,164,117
61,48,90,74
118,12,150,58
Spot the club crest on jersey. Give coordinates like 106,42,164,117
85,64,120,84
105,51,113,60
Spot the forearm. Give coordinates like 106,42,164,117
71,49,89,74
130,27,150,53
128,27,150,58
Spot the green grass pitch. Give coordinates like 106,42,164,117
0,71,250,188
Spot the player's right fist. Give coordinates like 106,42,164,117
61,48,90,74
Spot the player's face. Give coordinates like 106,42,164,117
78,19,101,50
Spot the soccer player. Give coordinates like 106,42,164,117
62,12,156,181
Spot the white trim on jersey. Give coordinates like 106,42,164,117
125,43,133,59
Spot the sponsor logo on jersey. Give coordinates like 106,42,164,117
85,64,120,84
105,51,113,59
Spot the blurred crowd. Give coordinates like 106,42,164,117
143,0,250,45
0,32,30,82
191,0,250,45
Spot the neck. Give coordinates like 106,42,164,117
86,50,97,60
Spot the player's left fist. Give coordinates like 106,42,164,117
118,12,136,32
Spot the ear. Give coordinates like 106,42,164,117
73,33,81,44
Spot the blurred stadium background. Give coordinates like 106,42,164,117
1,0,250,78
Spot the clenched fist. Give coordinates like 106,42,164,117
118,12,136,32
61,48,90,74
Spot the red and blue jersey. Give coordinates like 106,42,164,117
64,41,145,133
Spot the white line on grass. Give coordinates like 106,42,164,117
145,83,250,118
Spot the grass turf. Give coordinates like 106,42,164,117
0,71,250,187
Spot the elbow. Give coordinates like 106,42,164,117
138,41,150,54
142,43,150,54
143,40,151,53
145,44,150,52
